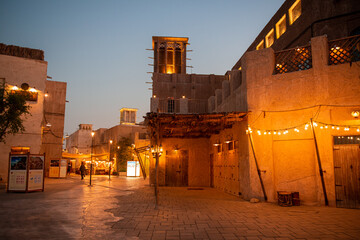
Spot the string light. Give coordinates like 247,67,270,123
247,121,360,136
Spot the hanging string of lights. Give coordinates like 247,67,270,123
247,120,360,136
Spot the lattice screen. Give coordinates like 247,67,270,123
274,45,312,74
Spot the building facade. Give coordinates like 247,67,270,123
0,43,67,186
65,108,149,175
148,0,360,208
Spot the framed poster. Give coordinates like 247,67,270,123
8,155,28,191
28,155,44,191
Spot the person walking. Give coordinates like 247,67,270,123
80,162,86,180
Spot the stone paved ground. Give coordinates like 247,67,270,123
0,176,359,239
110,185,360,240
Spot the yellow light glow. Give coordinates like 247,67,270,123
91,132,95,137
45,93,49,97
153,95,156,98
29,88,37,92
275,14,286,39
182,96,186,99
289,0,301,25
12,86,19,90
109,140,113,144
351,111,359,118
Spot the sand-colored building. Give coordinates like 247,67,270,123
65,108,149,175
0,44,67,186
147,0,360,208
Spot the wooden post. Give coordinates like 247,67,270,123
248,131,268,201
154,120,160,209
310,118,329,206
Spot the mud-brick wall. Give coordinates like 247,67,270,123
210,121,250,197
149,138,211,187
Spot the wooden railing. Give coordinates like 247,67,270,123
274,45,312,74
329,35,360,65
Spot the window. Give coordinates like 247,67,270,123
289,0,301,25
276,14,287,39
217,144,222,153
167,99,175,113
256,40,264,50
227,141,234,151
265,29,275,48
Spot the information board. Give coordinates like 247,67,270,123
28,155,44,191
8,155,28,191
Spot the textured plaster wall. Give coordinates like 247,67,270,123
152,73,224,100
209,121,250,198
41,80,67,176
211,35,360,205
0,54,47,184
149,138,210,187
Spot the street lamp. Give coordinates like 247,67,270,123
90,131,95,186
151,144,163,207
109,140,113,180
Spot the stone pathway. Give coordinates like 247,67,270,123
0,176,359,239
109,186,360,240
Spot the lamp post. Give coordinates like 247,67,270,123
90,131,95,186
151,144,163,208
109,140,113,180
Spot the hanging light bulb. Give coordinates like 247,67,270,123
332,126,335,129
325,125,328,129
320,126,324,129
257,130,261,135
313,122,318,127
336,127,340,130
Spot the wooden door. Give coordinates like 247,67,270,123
165,150,188,186
333,144,360,208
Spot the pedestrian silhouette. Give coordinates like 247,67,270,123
80,162,86,180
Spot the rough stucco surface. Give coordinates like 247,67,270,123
150,138,210,187
0,54,47,184
211,35,360,206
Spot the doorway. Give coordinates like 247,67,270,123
333,136,360,209
165,150,188,186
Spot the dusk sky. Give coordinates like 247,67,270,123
0,0,284,135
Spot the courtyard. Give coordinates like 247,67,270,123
0,176,359,240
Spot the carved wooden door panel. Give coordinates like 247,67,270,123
333,144,360,209
165,150,188,186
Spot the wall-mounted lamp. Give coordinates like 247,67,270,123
351,111,359,118
151,145,163,157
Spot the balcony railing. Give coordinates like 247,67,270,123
329,35,360,65
274,45,312,74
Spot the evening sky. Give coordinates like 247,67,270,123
0,0,284,135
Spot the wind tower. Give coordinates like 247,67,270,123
152,36,189,74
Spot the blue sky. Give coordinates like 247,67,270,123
0,0,284,134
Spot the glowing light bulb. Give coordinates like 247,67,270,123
332,126,335,129
336,127,340,130
325,125,328,129
257,130,261,135
320,126,323,129
313,122,318,127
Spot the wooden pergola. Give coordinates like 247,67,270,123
144,112,247,207
145,112,248,139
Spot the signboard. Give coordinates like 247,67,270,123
8,153,45,192
28,155,44,191
127,161,140,177
8,155,28,191
49,159,60,178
